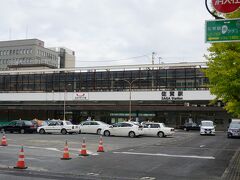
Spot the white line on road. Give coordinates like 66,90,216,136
113,151,215,160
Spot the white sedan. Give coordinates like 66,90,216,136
37,120,79,134
142,122,175,137
79,121,110,134
101,122,143,138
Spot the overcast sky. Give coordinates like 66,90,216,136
0,0,213,67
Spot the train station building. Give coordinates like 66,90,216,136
0,62,231,130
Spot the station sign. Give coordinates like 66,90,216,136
205,18,240,43
212,0,240,13
74,92,88,100
161,91,183,101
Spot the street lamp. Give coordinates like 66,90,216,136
115,78,146,121
63,83,72,121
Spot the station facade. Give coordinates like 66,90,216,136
0,62,231,129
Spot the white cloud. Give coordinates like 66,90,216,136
0,0,212,67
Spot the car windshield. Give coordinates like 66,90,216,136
201,121,213,126
161,123,166,127
65,121,73,125
24,121,33,126
229,123,240,128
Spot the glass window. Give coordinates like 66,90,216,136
82,122,90,126
90,122,98,125
150,124,160,128
16,121,23,126
23,121,33,126
121,123,132,127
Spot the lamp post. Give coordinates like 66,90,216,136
115,78,146,121
63,83,72,121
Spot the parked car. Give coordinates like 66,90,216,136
37,120,79,134
101,122,143,138
200,120,215,135
180,122,200,131
143,122,174,137
79,121,110,134
227,120,240,138
0,120,37,134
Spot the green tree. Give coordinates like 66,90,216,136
205,10,240,117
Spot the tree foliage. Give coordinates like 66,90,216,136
205,10,240,117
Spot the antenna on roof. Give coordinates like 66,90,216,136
152,52,155,64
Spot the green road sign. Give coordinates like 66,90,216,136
205,18,240,43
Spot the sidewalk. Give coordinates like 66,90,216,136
222,148,240,180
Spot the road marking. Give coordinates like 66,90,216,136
87,172,99,176
113,152,215,160
140,177,156,180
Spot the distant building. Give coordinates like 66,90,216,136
49,47,75,68
0,39,75,71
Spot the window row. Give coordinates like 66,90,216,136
0,58,58,66
37,49,57,60
0,49,33,56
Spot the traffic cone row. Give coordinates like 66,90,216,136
1,132,7,146
1,134,105,169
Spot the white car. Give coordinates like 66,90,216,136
37,120,79,134
79,121,110,134
200,120,215,135
101,122,143,138
143,122,175,137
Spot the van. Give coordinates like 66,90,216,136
227,119,240,138
200,120,215,135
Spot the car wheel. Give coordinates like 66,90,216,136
158,131,164,138
39,128,45,134
20,129,25,134
129,131,135,138
97,129,101,135
104,130,110,136
79,130,81,134
183,127,187,131
61,129,67,135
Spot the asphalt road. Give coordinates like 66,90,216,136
0,131,239,180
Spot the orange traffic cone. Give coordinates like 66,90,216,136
79,138,89,156
61,140,72,160
97,136,104,152
1,132,7,146
14,145,27,169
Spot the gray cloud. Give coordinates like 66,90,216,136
0,0,212,66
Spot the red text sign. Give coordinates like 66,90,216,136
212,0,240,13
